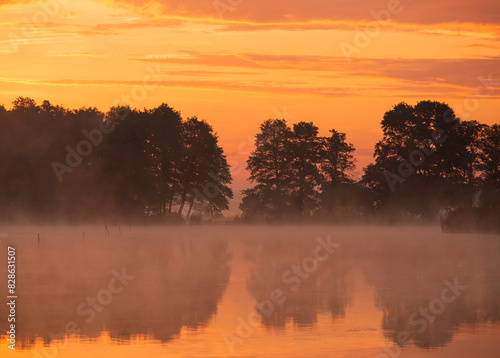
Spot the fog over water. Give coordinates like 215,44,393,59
1,225,499,357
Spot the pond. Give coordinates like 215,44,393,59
1,225,499,357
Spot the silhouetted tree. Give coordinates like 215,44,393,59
321,129,356,186
243,119,293,220
241,120,364,222
361,100,487,220
288,122,323,217
478,124,500,190
319,129,368,219
0,97,232,223
177,117,232,220
145,103,184,215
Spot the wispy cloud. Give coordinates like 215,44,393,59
60,11,77,19
134,51,500,90
1,64,498,99
49,52,107,57
3,0,499,40
98,0,500,26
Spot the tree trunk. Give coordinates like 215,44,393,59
186,198,195,218
178,193,186,215
168,194,173,213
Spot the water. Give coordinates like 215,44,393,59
1,225,499,357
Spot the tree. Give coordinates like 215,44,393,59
321,129,355,186
12,96,37,112
0,97,233,223
177,117,233,220
287,122,323,217
478,124,500,190
361,100,486,220
146,103,184,216
97,107,156,218
243,119,293,220
242,119,366,222
477,124,500,209
319,129,363,219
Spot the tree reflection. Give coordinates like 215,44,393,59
245,236,352,327
2,232,231,349
243,232,500,349
358,235,500,348
2,228,500,352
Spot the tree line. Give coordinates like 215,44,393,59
240,119,365,221
0,98,498,225
0,97,232,223
241,101,500,225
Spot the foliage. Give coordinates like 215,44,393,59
241,119,359,221
0,97,232,223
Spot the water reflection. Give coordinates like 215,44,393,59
358,234,500,348
1,226,499,356
243,231,500,349
245,236,352,327
2,233,231,350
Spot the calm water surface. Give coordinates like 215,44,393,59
1,225,499,357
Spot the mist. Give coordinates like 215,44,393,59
1,225,499,356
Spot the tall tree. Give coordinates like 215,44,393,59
477,124,500,208
177,117,233,220
146,103,184,215
0,97,233,223
321,129,355,186
478,124,500,189
319,129,363,218
361,100,486,219
243,119,293,220
288,122,323,217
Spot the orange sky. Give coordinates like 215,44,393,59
1,0,499,213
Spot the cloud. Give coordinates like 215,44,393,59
134,51,500,91
467,43,500,49
0,77,353,97
367,57,500,90
215,20,500,39
4,0,499,39
60,11,77,19
2,62,499,99
0,0,34,7
99,0,500,26
48,52,107,57
167,69,260,76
